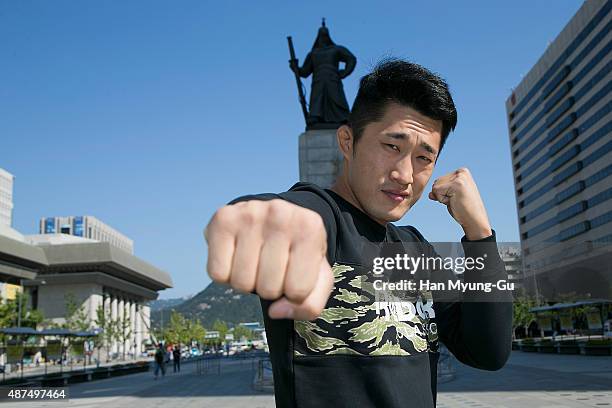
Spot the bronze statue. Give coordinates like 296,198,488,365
288,19,357,130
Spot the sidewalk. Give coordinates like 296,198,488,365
1,352,610,407
437,351,612,408
1,356,272,408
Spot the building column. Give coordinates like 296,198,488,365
118,298,125,357
135,303,142,355
130,301,136,358
103,294,110,319
102,294,110,359
89,290,102,327
142,305,150,344
124,299,131,357
111,296,118,355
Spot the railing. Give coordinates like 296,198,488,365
253,358,273,391
193,354,221,375
0,344,152,384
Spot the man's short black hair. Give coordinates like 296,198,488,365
348,58,457,154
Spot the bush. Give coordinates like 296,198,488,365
585,339,612,346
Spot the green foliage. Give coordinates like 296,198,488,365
0,292,44,343
165,310,187,345
513,295,537,330
64,292,90,331
117,305,133,360
189,319,207,344
585,338,612,346
164,310,208,345
93,302,120,361
212,319,228,340
232,325,254,341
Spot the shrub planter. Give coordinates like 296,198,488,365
556,341,580,354
40,374,69,387
520,340,537,352
536,341,556,353
67,371,92,384
92,367,112,379
579,341,612,356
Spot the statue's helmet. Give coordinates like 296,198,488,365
311,25,335,50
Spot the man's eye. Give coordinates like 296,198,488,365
419,156,433,163
385,143,400,152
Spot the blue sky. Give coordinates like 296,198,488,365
1,1,583,299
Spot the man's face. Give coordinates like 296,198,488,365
342,102,443,225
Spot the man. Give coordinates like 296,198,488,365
172,345,181,373
153,342,166,380
204,58,512,407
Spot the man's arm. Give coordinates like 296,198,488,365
426,167,512,370
204,188,337,320
434,230,513,371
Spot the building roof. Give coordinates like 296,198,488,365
0,234,47,282
530,299,612,313
0,233,172,291
39,241,173,291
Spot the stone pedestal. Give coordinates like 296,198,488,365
298,129,344,189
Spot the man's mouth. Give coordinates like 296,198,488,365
382,190,410,203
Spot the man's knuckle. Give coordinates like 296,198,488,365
266,201,292,230
302,210,324,232
212,205,234,227
286,283,309,301
256,283,283,300
208,268,226,283
241,203,264,225
231,277,255,293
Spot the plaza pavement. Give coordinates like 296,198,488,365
0,351,610,408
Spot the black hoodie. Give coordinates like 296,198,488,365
228,181,512,408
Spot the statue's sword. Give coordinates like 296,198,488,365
287,36,309,123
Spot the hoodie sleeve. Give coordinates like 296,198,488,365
431,230,513,371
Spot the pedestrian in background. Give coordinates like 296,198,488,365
172,345,181,373
153,343,165,380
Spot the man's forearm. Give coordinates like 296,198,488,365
436,231,513,371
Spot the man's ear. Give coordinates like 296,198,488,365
337,124,354,161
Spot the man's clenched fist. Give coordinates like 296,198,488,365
428,167,493,240
204,199,334,321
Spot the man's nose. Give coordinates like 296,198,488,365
389,157,414,186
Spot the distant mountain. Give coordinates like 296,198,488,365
150,282,263,329
149,295,193,312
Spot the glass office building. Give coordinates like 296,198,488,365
505,0,611,301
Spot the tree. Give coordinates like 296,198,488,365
0,292,44,332
165,310,188,346
212,319,229,349
94,303,119,362
117,309,132,360
64,293,90,331
189,319,206,346
233,325,254,342
513,295,537,338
